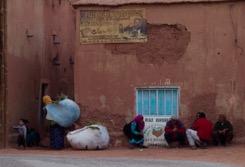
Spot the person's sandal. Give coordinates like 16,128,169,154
191,146,197,150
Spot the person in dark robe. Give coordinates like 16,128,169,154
213,114,233,146
164,117,186,147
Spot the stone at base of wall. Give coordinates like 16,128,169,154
7,133,19,148
109,132,128,147
37,136,245,148
232,137,245,144
7,131,245,148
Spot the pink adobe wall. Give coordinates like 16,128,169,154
6,0,45,146
6,0,75,147
43,0,76,98
74,2,245,145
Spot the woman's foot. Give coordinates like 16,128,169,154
139,145,148,149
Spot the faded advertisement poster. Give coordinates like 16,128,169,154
80,9,147,44
144,117,170,146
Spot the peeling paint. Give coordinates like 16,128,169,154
106,24,190,65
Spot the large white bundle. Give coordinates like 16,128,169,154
66,125,110,150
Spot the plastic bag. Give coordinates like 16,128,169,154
45,98,80,127
66,125,110,150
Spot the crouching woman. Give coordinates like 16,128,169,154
124,115,146,148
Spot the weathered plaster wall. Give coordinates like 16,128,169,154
43,0,76,98
70,0,235,6
6,0,75,146
6,0,45,145
0,0,7,148
74,2,245,145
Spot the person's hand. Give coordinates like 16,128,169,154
173,127,177,132
221,129,228,134
73,123,80,129
219,130,226,134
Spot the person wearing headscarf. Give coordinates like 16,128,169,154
43,95,53,105
213,114,233,146
164,117,186,147
124,115,146,148
186,112,213,149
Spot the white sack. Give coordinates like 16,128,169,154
66,125,110,150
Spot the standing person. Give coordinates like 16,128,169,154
213,114,233,146
13,119,27,149
186,112,213,149
43,95,65,149
164,117,186,147
123,115,146,148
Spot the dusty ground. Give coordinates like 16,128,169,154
0,144,244,167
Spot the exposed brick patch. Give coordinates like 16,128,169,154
76,104,128,146
105,24,190,65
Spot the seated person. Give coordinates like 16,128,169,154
213,114,233,146
23,119,40,147
164,117,186,147
186,112,213,149
123,115,146,148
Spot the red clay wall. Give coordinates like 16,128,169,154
6,0,75,146
43,0,76,98
74,2,245,146
6,0,45,145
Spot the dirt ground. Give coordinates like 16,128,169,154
0,144,244,167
